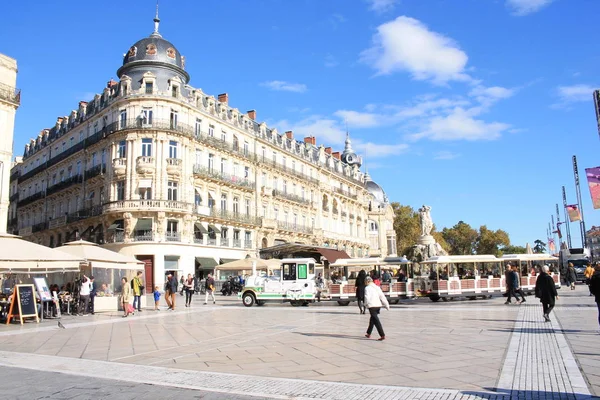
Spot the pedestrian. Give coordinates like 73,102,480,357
184,273,194,307
164,274,172,309
315,273,324,302
168,274,178,310
566,262,577,290
204,273,216,305
132,271,144,312
121,277,132,318
89,276,96,315
153,285,161,310
535,265,558,322
355,270,367,314
585,263,595,296
363,276,390,341
589,264,600,334
179,275,185,296
504,265,523,304
78,275,91,316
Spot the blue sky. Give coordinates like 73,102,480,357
1,0,598,249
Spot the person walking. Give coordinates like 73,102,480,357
78,275,92,316
505,265,523,304
204,273,216,305
121,277,132,318
315,273,324,303
164,275,173,310
89,276,96,315
585,263,595,296
535,265,558,322
355,270,367,314
363,276,390,341
589,264,600,333
132,271,144,312
184,273,194,307
566,263,577,290
153,286,161,311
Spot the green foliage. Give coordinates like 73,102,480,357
475,225,510,256
441,221,478,255
533,239,547,253
500,245,527,255
391,202,420,255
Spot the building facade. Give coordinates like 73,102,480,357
8,17,396,287
0,53,20,234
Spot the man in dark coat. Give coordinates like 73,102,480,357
505,265,523,304
355,270,367,314
589,264,600,333
535,265,558,322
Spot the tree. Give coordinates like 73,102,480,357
533,239,547,253
475,225,510,256
441,221,478,255
391,202,420,255
500,245,527,255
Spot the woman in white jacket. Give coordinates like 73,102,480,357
364,276,390,341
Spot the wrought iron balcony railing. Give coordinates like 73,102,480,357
193,165,255,190
272,189,312,206
0,82,20,106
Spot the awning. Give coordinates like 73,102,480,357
220,258,238,265
134,218,152,231
196,257,218,269
316,248,351,263
107,223,123,231
194,221,208,233
210,223,222,233
259,243,351,264
138,179,152,188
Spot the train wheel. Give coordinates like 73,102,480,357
256,300,266,306
391,299,400,304
468,296,477,301
337,300,351,306
430,295,440,302
441,297,449,302
242,292,255,307
290,300,302,307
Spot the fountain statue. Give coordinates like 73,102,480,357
409,205,448,261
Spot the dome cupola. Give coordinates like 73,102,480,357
341,132,362,168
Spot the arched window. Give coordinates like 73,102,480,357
233,197,239,215
220,194,227,210
233,135,239,151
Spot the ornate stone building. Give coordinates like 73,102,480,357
7,15,396,287
0,53,20,233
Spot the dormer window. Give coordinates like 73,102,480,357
171,85,178,98
145,82,153,94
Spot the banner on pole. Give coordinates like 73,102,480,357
548,238,556,252
566,204,582,222
585,166,600,209
553,224,562,239
594,90,600,140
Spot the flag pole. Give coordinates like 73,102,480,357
555,203,562,248
573,155,587,248
562,186,572,248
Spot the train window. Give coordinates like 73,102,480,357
298,264,307,279
308,263,314,274
283,263,296,281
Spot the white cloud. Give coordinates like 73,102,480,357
334,110,383,128
506,0,553,16
274,115,346,144
434,151,461,160
355,141,409,157
360,16,470,84
556,84,596,103
367,0,398,13
261,80,307,93
411,108,511,141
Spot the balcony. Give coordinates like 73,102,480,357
9,192,18,203
244,240,253,249
112,158,127,176
49,216,67,229
133,233,154,242
46,174,83,197
232,239,241,248
324,164,362,184
199,207,261,226
18,226,32,236
207,237,217,246
276,220,313,235
104,199,193,213
85,165,106,181
9,170,19,183
0,82,21,106
193,165,254,191
166,232,181,242
136,156,155,175
166,158,182,176
260,157,320,186
195,131,257,163
17,191,44,207
272,189,312,206
32,222,48,233
333,187,358,200
67,205,103,223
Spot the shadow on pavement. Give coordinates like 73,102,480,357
469,387,597,399
293,332,365,340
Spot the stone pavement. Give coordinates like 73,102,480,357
0,288,596,399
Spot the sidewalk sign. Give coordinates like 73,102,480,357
6,284,40,325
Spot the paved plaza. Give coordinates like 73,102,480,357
0,288,597,399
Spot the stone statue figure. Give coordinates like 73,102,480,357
419,205,433,236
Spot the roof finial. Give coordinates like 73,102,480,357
152,1,162,37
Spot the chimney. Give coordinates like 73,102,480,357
218,93,228,103
325,147,332,155
107,79,118,88
304,136,316,146
247,110,256,120
332,151,341,160
285,131,293,140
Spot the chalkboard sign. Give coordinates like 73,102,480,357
6,284,39,325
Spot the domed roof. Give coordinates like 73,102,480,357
122,35,183,70
365,172,388,205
